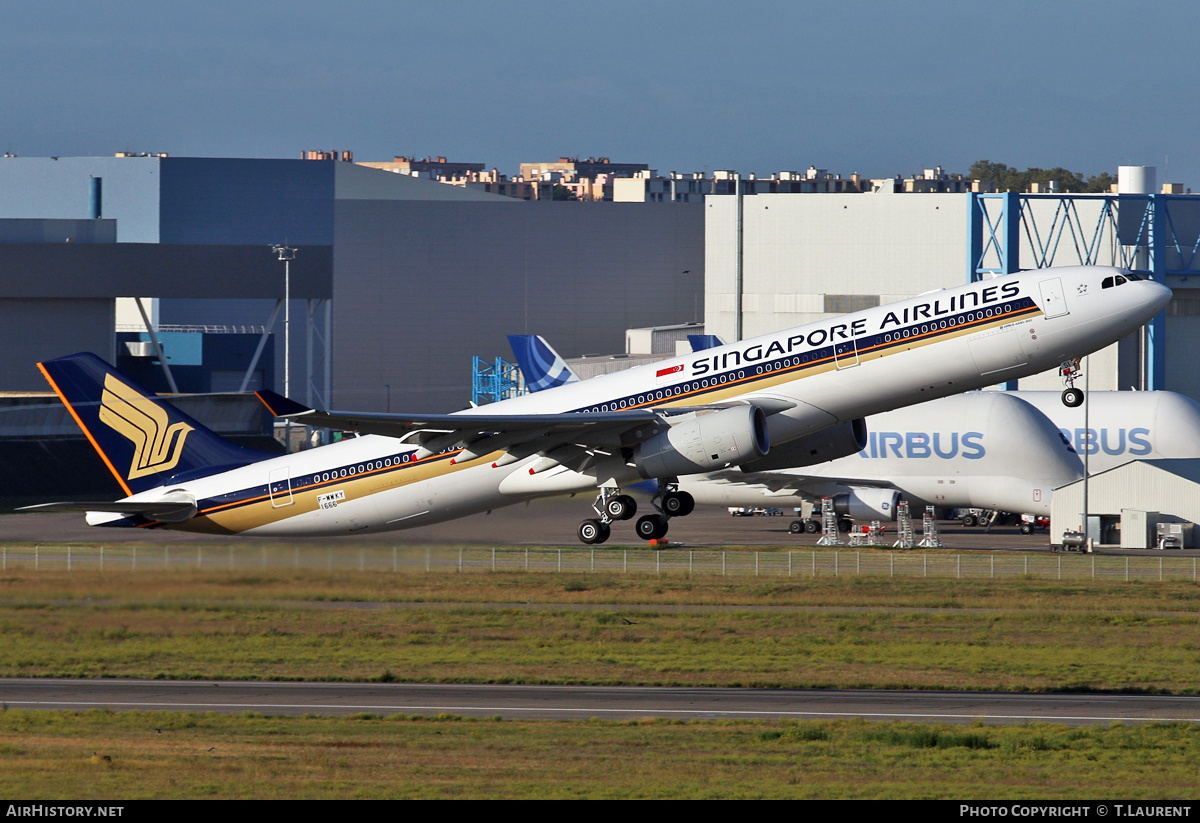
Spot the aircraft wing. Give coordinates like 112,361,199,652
698,468,898,497
256,390,681,438
254,389,708,468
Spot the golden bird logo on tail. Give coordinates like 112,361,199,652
98,374,192,480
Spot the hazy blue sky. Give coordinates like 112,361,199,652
2,0,1197,186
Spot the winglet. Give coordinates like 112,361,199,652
254,390,315,419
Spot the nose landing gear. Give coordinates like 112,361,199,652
1060,360,1084,407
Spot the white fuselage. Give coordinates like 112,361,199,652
96,266,1171,535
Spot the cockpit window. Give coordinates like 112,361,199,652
1101,275,1130,289
1102,277,1114,289
1124,272,1142,280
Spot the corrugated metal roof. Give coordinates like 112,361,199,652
1058,458,1200,488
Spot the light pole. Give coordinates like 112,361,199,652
272,244,296,450
1083,356,1091,548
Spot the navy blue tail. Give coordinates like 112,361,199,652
39,353,274,496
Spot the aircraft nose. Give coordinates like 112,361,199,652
1143,279,1173,313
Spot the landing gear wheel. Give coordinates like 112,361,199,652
578,519,611,545
1062,387,1084,408
636,514,670,541
837,518,852,533
661,491,695,517
804,519,820,534
604,494,638,521
961,514,978,527
789,520,804,535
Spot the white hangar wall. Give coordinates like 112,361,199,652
1050,459,1200,547
703,192,1133,395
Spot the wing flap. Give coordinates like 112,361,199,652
702,468,898,496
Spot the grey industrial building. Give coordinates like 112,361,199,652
0,155,705,412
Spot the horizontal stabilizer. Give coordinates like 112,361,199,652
254,390,316,419
18,499,198,524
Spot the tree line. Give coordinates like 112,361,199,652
965,160,1117,193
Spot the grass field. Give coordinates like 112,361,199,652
2,709,1198,799
2,568,1199,691
1,562,1199,798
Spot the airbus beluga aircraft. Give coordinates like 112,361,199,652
24,266,1170,544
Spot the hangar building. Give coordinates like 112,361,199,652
0,155,705,412
704,181,1200,399
1051,459,1200,548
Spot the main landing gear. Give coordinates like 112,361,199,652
1060,359,1084,407
576,481,695,545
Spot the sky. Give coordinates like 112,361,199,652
2,0,1198,187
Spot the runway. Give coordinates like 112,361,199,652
8,500,1197,558
0,499,1088,552
2,679,1197,727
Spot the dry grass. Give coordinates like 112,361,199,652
2,564,1199,611
0,569,1198,692
1,709,1198,799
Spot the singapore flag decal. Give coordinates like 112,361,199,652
656,363,684,386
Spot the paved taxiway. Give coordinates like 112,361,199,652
8,499,1199,560
2,679,1197,727
7,497,1191,555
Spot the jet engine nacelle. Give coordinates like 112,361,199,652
737,419,867,473
633,405,770,478
831,488,900,521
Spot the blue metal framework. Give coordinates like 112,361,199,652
471,355,524,405
969,193,1200,391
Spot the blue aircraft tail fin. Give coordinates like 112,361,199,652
38,352,274,496
687,334,725,352
507,334,580,392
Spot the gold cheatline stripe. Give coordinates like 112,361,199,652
142,449,476,532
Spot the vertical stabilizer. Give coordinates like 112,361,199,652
687,334,725,352
507,334,580,392
38,353,274,496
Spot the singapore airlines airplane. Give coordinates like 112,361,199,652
515,323,1200,534
24,265,1170,544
